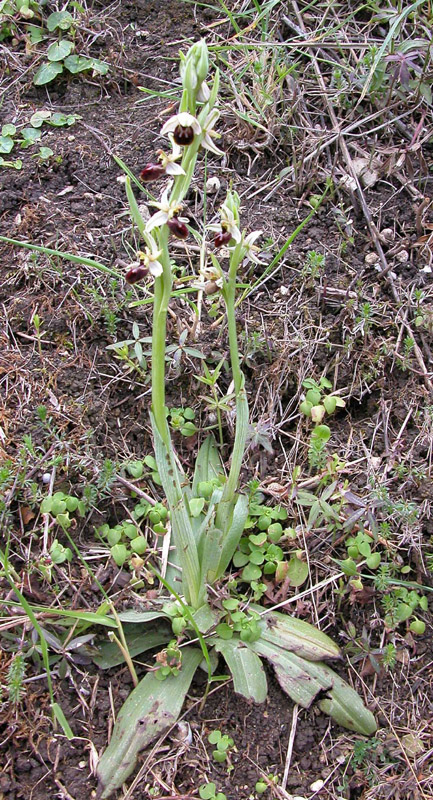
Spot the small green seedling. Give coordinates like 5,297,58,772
199,783,227,800
168,406,197,437
208,729,235,763
41,490,85,531
300,376,345,424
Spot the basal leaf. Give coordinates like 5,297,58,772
251,605,341,661
93,626,170,669
97,647,202,798
252,639,376,735
192,434,224,495
214,638,267,703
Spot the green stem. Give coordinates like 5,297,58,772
151,227,172,447
216,244,249,528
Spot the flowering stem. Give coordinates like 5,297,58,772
151,226,172,448
216,243,249,528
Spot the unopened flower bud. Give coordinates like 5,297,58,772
173,124,195,146
214,230,232,247
167,217,188,240
125,265,149,284
140,163,166,182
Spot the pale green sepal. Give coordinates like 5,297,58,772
93,627,171,669
125,176,146,239
214,638,267,703
97,647,202,798
251,605,341,661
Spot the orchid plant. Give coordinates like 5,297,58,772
95,41,376,798
0,39,377,799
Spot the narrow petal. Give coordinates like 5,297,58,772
231,225,242,243
244,230,262,246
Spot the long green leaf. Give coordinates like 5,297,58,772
317,664,377,736
151,414,202,606
93,627,171,670
215,492,248,580
252,638,331,708
192,434,224,495
214,638,267,703
115,609,169,623
97,647,202,798
251,605,341,661
252,640,376,736
0,235,120,278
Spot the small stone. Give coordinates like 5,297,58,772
365,252,379,265
381,227,394,241
396,249,409,263
279,286,290,296
42,473,51,484
310,779,325,791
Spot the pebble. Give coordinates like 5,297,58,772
396,249,409,263
365,252,379,265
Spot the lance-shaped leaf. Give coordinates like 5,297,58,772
200,526,224,585
252,638,331,708
192,434,224,495
215,374,248,532
252,639,376,736
251,605,341,661
316,663,377,735
151,415,202,608
214,492,249,580
214,638,267,703
97,647,202,798
93,625,171,669
115,609,169,623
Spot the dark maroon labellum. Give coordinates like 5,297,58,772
167,217,188,240
173,124,195,146
125,265,149,284
214,230,232,248
140,163,166,182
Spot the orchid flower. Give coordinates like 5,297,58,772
241,230,264,265
157,141,185,176
136,235,163,277
146,184,183,233
209,203,242,244
160,112,202,146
